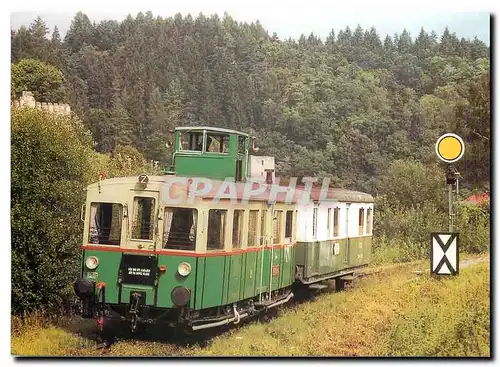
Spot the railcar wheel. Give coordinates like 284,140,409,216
335,278,345,291
326,279,336,292
258,307,278,323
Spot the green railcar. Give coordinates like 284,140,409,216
73,127,374,336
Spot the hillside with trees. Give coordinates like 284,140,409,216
11,12,490,193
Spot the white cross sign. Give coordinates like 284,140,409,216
430,233,459,275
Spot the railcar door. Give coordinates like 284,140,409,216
119,191,160,308
344,204,351,264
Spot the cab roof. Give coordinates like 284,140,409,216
175,126,250,137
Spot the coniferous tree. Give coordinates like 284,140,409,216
9,12,491,189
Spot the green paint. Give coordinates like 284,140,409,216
171,129,250,181
201,256,226,309
194,258,206,310
271,249,282,290
156,255,197,308
243,252,258,299
297,237,372,280
82,241,364,313
228,254,244,303
83,250,121,304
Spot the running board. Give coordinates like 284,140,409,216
266,292,294,309
298,265,366,285
191,312,249,331
255,292,294,308
191,292,294,331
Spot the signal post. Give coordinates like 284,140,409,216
431,133,465,276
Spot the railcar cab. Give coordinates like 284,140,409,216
75,175,200,331
166,126,256,182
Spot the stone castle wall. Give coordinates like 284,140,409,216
11,91,71,115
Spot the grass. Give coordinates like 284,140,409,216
11,257,490,357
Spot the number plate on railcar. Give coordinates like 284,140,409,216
121,254,157,286
272,265,280,277
86,271,98,280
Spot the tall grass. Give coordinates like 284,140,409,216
12,259,490,357
374,262,490,356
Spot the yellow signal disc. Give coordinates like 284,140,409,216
435,133,465,163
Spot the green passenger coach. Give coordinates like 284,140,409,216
73,126,374,336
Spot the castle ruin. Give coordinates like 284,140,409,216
11,91,71,115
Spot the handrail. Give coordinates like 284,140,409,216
80,204,85,222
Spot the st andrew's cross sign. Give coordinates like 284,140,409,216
430,233,459,276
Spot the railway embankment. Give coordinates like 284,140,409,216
12,254,490,357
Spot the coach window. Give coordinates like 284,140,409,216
89,203,123,245
333,208,340,237
312,208,318,239
132,197,155,240
273,210,282,245
180,131,203,151
285,210,293,239
163,208,197,251
367,208,372,234
238,135,246,154
208,209,227,250
358,208,365,236
248,210,259,247
260,210,267,246
232,210,244,249
327,208,332,236
206,134,229,153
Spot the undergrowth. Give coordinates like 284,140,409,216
11,258,490,357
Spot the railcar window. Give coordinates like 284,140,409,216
367,208,372,234
132,197,155,240
333,208,340,237
206,134,229,153
208,209,227,250
312,208,318,238
238,136,246,154
273,210,282,244
163,208,197,250
180,131,203,151
358,208,365,236
232,210,244,249
248,210,259,247
285,210,293,238
89,203,123,245
327,208,331,235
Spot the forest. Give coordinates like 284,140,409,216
11,12,490,192
10,12,490,314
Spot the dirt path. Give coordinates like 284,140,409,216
460,255,489,269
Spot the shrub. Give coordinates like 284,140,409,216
373,158,489,263
11,108,161,315
11,108,94,314
455,201,490,254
